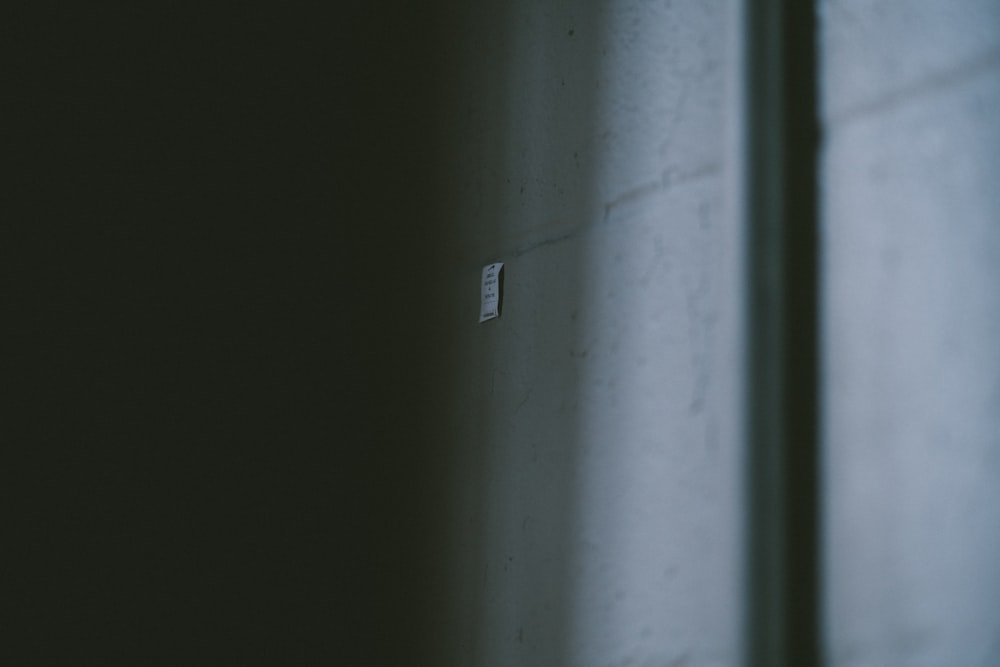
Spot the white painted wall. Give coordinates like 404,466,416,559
430,2,743,665
821,2,1000,665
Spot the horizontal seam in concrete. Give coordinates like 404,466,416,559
507,228,580,259
602,161,721,222
602,179,661,222
824,47,1000,130
487,161,723,263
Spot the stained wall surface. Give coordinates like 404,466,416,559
820,2,1000,665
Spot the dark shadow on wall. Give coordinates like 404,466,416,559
14,2,618,665
11,4,517,664
743,2,821,666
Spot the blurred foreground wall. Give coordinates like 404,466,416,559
821,2,1000,665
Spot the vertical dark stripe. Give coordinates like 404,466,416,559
782,3,821,666
744,2,789,664
743,1,820,666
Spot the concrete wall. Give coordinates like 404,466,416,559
820,2,1000,665
429,2,743,665
27,2,1000,664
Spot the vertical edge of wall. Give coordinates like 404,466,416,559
742,1,821,665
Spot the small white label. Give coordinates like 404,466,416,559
479,262,504,322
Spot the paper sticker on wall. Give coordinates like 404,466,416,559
479,262,504,322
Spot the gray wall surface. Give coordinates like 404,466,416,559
821,2,1000,665
429,2,1000,665
429,2,744,665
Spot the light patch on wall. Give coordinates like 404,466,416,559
479,262,504,322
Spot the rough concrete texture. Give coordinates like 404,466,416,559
821,2,1000,665
431,2,742,666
